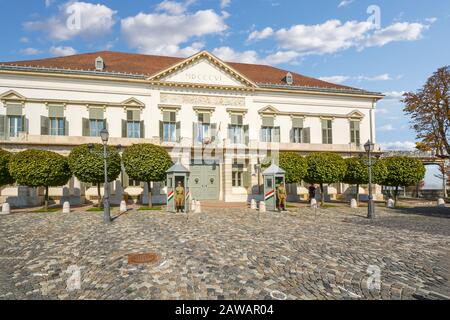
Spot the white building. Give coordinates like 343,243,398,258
0,51,383,206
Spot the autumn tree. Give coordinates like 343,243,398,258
404,66,450,158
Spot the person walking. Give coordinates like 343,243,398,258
175,181,185,213
277,182,287,212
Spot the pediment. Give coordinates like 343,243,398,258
0,90,26,102
149,51,257,89
258,105,279,114
347,110,365,118
121,97,145,108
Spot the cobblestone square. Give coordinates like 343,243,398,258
0,206,449,300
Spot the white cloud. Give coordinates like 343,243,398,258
19,48,43,55
121,9,227,56
338,0,354,8
49,46,77,56
383,91,406,100
426,17,437,24
374,108,389,115
318,75,350,84
156,0,197,15
247,19,428,57
25,1,117,41
20,37,29,43
379,141,416,151
45,0,55,7
212,46,298,65
357,73,393,81
378,124,395,132
220,0,231,9
364,22,425,48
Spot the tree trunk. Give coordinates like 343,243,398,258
394,186,399,205
44,186,49,210
147,181,152,208
355,184,359,204
320,183,325,206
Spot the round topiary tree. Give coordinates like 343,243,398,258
9,149,72,209
0,149,15,187
278,152,308,184
343,157,388,203
122,144,173,207
304,152,347,206
68,144,122,206
380,156,426,204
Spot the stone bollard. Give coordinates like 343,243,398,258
191,199,197,212
387,198,395,208
63,201,71,214
350,199,358,209
259,201,266,213
195,201,202,214
250,199,257,210
1,203,11,215
310,199,318,209
437,198,446,207
119,200,127,213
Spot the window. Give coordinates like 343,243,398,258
322,119,333,144
8,116,23,137
261,127,274,142
49,118,65,136
127,121,140,138
291,118,304,143
229,114,244,144
163,111,177,142
350,121,361,146
90,119,105,137
196,113,210,143
261,116,280,142
232,163,244,187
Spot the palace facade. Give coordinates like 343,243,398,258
0,51,383,206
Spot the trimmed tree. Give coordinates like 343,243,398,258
380,156,426,203
278,152,308,185
304,152,347,206
0,149,15,187
122,144,173,207
68,144,122,206
343,157,388,203
9,149,72,209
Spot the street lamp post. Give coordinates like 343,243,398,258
364,140,375,219
100,128,111,223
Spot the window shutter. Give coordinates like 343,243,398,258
159,121,164,142
230,114,238,125
127,109,140,121
6,104,22,116
82,118,90,136
140,121,145,138
122,119,127,138
262,116,274,127
48,105,64,118
40,116,49,135
89,108,104,120
163,111,170,122
202,113,211,124
21,116,28,133
243,165,252,188
64,119,69,136
103,119,108,131
176,122,181,142
274,127,281,142
303,127,311,144
0,115,5,140
193,123,199,145
289,129,294,143
244,125,249,145
211,123,217,142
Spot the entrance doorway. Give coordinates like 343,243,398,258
189,162,220,200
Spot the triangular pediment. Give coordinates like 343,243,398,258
149,51,257,89
258,105,279,114
121,97,145,107
347,110,365,118
0,90,27,102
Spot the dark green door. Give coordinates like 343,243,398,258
189,163,220,200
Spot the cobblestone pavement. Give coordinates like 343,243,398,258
0,206,449,300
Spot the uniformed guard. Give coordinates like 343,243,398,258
277,182,287,212
175,181,185,213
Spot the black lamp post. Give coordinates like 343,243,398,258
364,140,375,219
100,128,111,223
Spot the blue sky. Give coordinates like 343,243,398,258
0,0,449,186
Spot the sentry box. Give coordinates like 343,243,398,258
166,161,190,213
262,163,286,212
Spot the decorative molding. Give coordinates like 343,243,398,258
158,104,181,111
347,110,365,119
258,105,279,115
160,92,245,107
226,108,248,115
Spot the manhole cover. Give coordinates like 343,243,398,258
127,253,158,265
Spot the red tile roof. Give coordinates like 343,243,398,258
1,51,363,92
